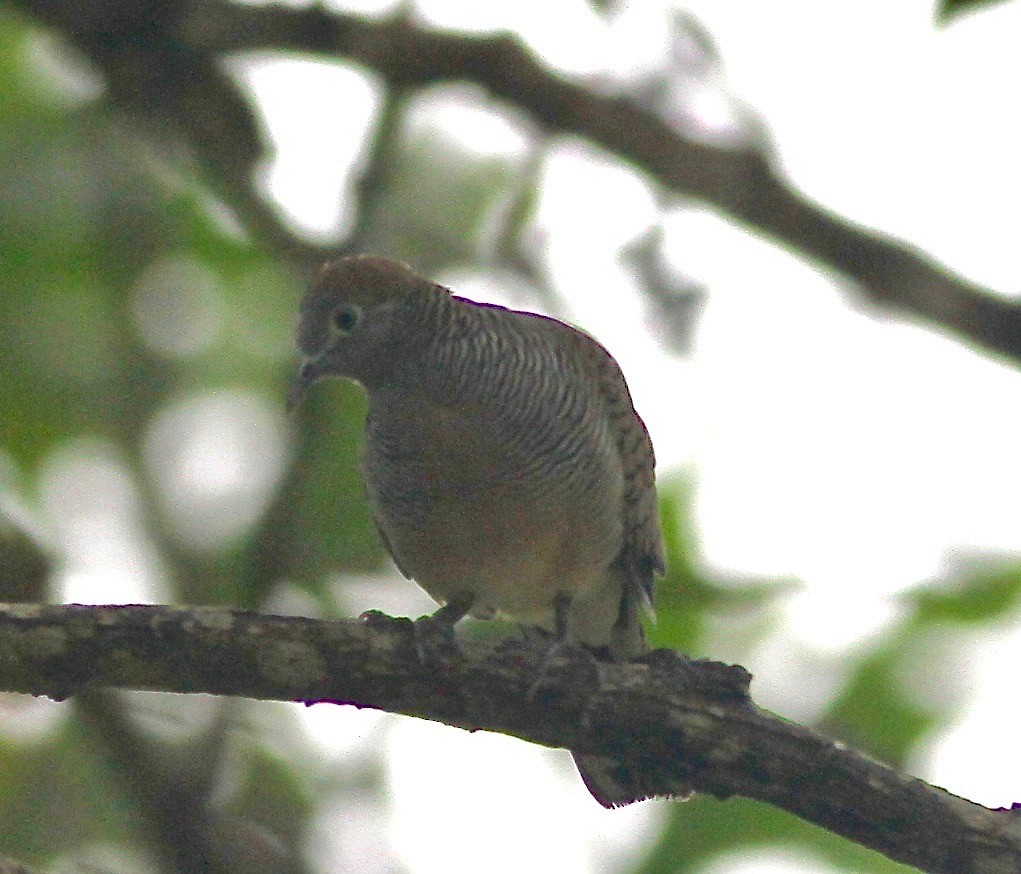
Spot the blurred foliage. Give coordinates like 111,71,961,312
650,475,797,656
0,713,142,860
937,0,1013,23
1,3,1019,873
641,796,912,874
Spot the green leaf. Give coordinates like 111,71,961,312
936,0,1013,23
907,564,1021,624
641,796,915,874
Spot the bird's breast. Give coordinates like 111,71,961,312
362,389,625,623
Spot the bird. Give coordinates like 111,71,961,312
288,255,667,806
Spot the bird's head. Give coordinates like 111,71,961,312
287,255,441,409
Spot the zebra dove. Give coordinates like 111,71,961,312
288,255,667,806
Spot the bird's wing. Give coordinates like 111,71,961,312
570,329,666,610
368,505,413,579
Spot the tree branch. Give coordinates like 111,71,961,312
8,0,1021,363
1,603,1018,874
181,0,1021,364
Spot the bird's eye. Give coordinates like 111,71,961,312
331,304,362,335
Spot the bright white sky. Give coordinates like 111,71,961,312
30,1,1021,872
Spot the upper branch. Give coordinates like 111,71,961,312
183,0,1021,364
9,0,1021,361
1,602,1019,874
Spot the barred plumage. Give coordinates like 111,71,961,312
290,255,667,806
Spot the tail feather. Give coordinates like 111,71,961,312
568,563,690,806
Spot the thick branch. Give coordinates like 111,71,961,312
1,603,1019,874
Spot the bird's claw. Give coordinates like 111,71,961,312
526,639,599,701
412,613,462,668
528,639,568,700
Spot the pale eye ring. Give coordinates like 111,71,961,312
331,304,362,334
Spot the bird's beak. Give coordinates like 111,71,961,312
286,358,322,413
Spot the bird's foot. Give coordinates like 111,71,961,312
527,638,567,700
530,592,579,698
412,593,473,669
413,613,460,667
527,593,593,699
527,637,600,700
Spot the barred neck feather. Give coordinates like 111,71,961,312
365,291,618,498
426,295,597,423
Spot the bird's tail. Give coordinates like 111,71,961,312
568,563,686,807
573,754,662,809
